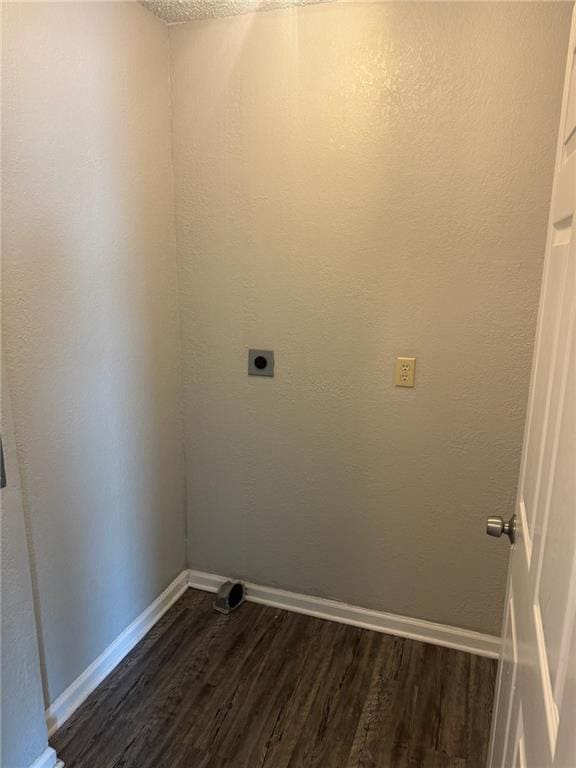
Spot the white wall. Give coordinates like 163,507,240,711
170,1,572,635
2,2,185,705
1,376,53,768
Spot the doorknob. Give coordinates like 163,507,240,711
486,514,517,544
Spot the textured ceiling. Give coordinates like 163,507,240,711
141,0,335,24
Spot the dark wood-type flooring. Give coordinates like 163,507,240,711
52,589,497,768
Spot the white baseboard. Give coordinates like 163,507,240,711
45,570,189,737
29,746,63,768
187,569,500,659
44,566,499,740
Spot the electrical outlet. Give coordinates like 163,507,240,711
248,349,274,377
395,357,416,387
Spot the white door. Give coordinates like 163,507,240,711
488,7,576,768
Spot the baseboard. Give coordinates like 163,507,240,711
43,566,499,738
29,746,63,768
45,570,189,737
187,569,500,659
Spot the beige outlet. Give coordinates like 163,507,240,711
395,357,416,387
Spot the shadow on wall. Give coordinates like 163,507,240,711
1,1,184,706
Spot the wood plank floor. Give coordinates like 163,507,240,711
51,589,497,768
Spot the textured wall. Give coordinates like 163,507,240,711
171,2,571,635
141,0,334,24
1,375,52,768
2,2,185,704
